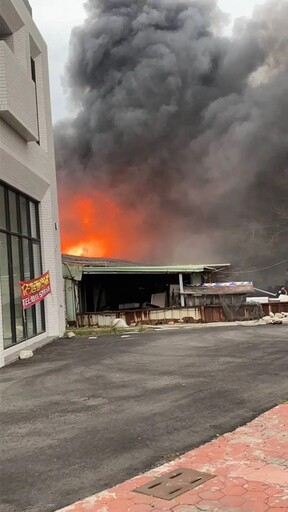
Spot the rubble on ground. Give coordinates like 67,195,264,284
112,318,128,328
237,311,288,326
262,312,288,325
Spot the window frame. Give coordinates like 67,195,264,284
0,180,45,348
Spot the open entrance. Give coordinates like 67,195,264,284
81,273,194,312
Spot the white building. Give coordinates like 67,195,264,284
0,0,65,366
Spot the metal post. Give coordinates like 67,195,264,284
179,273,185,308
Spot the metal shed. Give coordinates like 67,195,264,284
62,255,241,326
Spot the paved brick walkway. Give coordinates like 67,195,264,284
57,404,288,512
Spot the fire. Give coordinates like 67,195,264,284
64,241,106,258
58,187,152,261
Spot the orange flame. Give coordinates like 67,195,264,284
59,187,152,261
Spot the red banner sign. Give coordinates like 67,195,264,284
20,271,51,310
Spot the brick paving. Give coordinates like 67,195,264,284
57,404,288,512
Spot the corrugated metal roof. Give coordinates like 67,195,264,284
83,265,202,274
82,264,231,275
62,255,230,275
62,254,137,267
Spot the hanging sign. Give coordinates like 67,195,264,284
20,271,51,310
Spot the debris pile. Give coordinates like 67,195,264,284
262,313,288,325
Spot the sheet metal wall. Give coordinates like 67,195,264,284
76,302,288,327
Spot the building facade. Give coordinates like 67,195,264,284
0,0,65,366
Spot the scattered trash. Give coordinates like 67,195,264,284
121,335,130,338
88,336,98,339
67,332,76,338
19,350,33,360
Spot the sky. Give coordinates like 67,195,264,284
30,0,266,123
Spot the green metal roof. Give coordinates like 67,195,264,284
62,256,230,275
82,264,230,275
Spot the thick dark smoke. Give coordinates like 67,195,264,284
55,0,288,284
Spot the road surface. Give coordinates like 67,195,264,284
1,325,288,512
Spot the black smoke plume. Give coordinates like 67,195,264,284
55,0,288,283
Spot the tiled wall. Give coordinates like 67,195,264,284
0,0,65,366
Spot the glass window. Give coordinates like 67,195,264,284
26,307,35,338
35,302,44,334
22,239,31,281
9,191,18,233
0,186,6,230
0,233,13,348
30,202,39,238
32,243,45,333
22,238,35,338
20,196,29,236
0,183,45,348
11,236,25,343
33,242,41,276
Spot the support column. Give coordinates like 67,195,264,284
179,273,185,308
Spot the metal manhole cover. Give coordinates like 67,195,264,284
134,467,215,500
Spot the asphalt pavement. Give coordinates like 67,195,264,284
1,325,288,512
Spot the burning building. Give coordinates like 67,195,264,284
56,0,288,283
62,255,258,326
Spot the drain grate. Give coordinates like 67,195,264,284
134,467,215,500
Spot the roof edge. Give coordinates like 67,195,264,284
62,254,231,272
